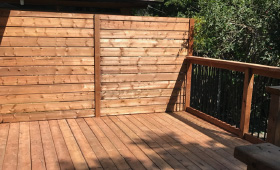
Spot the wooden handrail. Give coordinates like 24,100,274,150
185,56,280,140
186,56,280,79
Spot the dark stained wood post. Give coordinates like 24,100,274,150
185,18,195,110
94,14,101,117
266,86,280,146
240,68,254,137
188,18,195,56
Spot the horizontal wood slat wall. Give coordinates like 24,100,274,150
0,10,190,121
0,9,95,122
99,14,189,116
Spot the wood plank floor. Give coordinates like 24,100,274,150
0,112,250,170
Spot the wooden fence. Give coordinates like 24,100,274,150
0,9,191,122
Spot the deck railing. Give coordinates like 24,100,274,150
185,56,280,143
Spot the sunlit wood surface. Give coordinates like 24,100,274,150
0,112,250,170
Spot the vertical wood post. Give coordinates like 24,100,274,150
94,14,101,117
266,86,280,146
188,18,195,56
185,18,195,110
240,68,254,137
185,61,192,109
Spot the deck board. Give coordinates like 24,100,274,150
18,122,31,170
2,123,19,170
39,121,60,170
0,112,250,170
30,121,46,170
0,124,9,169
49,120,75,170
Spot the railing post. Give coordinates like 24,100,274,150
185,61,192,110
94,14,101,117
240,68,254,137
266,86,280,146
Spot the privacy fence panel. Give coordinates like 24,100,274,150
0,10,190,122
0,10,95,122
99,15,189,116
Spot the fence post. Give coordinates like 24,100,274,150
94,14,101,117
185,18,195,110
266,86,280,146
240,68,254,137
188,18,195,56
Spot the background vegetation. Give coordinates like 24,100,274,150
134,0,280,140
134,0,280,66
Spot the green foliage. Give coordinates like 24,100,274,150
133,0,199,17
134,0,280,66
195,0,280,66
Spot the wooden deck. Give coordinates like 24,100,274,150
0,112,250,170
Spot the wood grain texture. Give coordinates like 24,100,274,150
39,121,60,170
0,83,94,95
240,68,254,137
100,30,188,39
101,104,168,115
0,9,93,18
0,10,191,120
0,27,93,37
101,20,189,31
100,14,189,22
49,120,75,170
2,123,19,170
110,116,172,169
0,124,9,169
1,109,95,123
187,56,280,79
0,92,94,105
0,66,94,76
67,119,103,169
0,75,94,86
100,39,185,48
187,19,195,56
17,122,31,170
0,47,93,56
101,88,180,100
101,97,175,108
0,113,249,169
94,15,101,117
101,65,182,74
76,118,118,170
1,37,94,47
100,47,187,57
30,121,47,170
58,119,89,170
0,57,94,66
0,100,95,114
94,117,146,170
101,73,183,82
0,17,93,28
101,56,185,65
185,60,192,109
85,118,131,170
101,81,180,91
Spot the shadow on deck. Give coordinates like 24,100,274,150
0,112,250,170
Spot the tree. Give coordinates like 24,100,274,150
195,0,280,66
134,0,280,66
